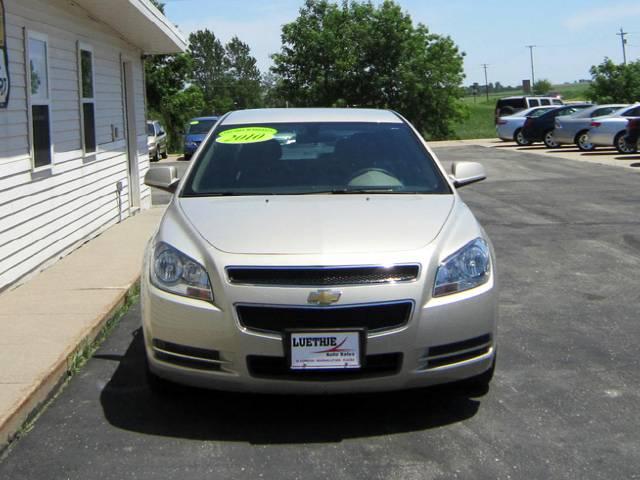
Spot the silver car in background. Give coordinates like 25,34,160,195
142,108,498,395
554,104,627,151
496,106,558,145
587,104,640,153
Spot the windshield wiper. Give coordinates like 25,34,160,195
326,188,401,194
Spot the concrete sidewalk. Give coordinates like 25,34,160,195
0,207,165,450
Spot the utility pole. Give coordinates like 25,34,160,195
617,27,628,64
526,45,536,87
481,64,490,101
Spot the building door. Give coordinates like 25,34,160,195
122,60,140,212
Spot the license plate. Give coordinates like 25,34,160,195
288,330,363,370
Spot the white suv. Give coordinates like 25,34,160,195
495,96,563,123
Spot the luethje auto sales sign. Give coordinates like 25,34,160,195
0,0,9,109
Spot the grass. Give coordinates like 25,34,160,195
452,83,592,140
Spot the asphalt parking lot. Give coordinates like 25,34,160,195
1,145,639,479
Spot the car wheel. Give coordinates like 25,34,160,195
457,355,496,395
576,131,595,151
145,354,180,394
151,151,160,162
543,130,559,148
614,132,638,154
182,153,191,161
514,129,530,146
161,148,168,159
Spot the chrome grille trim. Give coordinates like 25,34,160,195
226,264,421,287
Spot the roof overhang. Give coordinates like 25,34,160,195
73,0,187,54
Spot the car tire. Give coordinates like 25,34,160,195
543,130,559,148
575,131,595,152
145,355,180,394
614,132,638,154
182,154,191,161
161,148,168,159
458,354,496,395
514,128,530,146
151,151,160,162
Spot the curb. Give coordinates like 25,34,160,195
0,279,141,455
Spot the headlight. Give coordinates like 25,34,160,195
433,238,491,297
151,242,213,301
186,141,198,148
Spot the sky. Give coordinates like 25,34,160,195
163,0,640,88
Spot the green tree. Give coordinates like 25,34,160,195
225,36,263,109
145,52,194,150
271,0,466,139
189,29,233,114
532,79,552,95
587,58,640,103
149,0,165,13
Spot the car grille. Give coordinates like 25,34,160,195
247,353,403,380
226,265,420,286
418,334,492,370
236,301,413,335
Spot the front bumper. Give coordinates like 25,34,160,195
141,260,498,394
184,143,200,156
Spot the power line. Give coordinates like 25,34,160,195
617,28,628,64
481,64,489,101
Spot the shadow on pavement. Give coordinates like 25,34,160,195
99,329,482,445
581,150,619,156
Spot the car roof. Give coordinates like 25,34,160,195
498,95,558,100
221,108,403,125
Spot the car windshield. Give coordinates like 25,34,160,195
146,123,155,136
181,122,451,196
187,119,217,135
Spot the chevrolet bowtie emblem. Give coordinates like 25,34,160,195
307,290,342,306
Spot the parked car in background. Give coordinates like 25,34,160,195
623,117,640,151
553,104,627,151
587,104,640,154
521,104,592,148
496,106,559,145
183,116,219,160
494,96,563,123
147,120,168,162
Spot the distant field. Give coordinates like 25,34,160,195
452,83,591,140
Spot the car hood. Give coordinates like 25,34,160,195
185,134,207,143
178,195,455,255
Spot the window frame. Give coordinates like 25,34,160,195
77,42,97,157
25,29,53,171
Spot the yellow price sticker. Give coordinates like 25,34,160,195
216,127,278,144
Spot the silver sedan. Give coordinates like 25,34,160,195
142,108,498,394
496,106,557,145
587,104,640,153
553,104,627,151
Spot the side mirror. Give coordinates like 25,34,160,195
450,161,486,188
145,166,180,193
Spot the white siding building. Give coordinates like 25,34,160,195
0,0,186,290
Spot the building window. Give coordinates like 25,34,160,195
79,46,96,154
27,33,52,169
